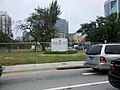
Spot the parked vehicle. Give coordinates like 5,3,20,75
84,44,120,71
108,58,120,89
0,65,2,77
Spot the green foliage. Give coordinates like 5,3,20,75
0,31,13,53
44,50,78,54
20,0,61,51
77,13,120,43
77,21,96,35
0,31,12,43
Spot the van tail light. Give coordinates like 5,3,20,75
100,57,106,63
110,64,116,72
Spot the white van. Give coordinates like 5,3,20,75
84,44,120,71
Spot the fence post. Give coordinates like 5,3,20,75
35,42,38,64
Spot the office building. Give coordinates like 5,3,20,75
22,18,69,41
104,0,120,16
55,18,69,38
0,11,12,37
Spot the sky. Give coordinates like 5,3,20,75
0,0,107,33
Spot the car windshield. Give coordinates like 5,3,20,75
86,45,102,55
105,45,120,54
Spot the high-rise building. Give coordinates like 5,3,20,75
22,18,69,41
55,18,69,38
104,0,120,16
0,11,12,37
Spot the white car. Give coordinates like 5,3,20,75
84,44,120,71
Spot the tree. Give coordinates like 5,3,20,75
0,31,13,53
0,30,12,43
77,13,120,43
21,0,61,51
77,21,96,35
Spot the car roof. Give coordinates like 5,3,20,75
92,43,120,46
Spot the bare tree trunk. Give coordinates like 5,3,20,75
34,38,38,52
34,42,37,52
8,44,11,53
41,43,46,51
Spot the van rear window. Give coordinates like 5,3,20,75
86,45,102,55
105,45,120,54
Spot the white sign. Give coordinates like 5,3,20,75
51,38,68,51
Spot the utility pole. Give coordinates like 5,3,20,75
116,0,119,21
0,15,2,31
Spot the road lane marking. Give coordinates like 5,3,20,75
44,81,109,90
82,72,99,76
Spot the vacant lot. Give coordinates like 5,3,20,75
0,49,85,66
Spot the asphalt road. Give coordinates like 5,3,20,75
0,68,119,90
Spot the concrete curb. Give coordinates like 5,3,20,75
56,65,89,70
3,64,56,74
3,68,56,74
3,66,88,74
2,61,87,74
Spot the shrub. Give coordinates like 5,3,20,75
44,50,77,54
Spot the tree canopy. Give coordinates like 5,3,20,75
77,13,120,43
0,31,12,43
20,0,61,51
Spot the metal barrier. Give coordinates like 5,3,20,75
0,41,106,66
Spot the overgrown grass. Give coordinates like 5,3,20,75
0,49,86,66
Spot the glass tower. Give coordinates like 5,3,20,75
55,18,69,38
104,0,120,16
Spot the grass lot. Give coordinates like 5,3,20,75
0,49,86,66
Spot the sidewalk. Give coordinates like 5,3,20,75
3,61,87,74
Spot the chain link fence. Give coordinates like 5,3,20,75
0,41,106,66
